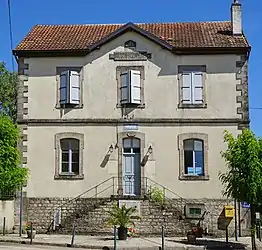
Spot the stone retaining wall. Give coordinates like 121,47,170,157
14,197,251,237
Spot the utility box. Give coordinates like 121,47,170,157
224,205,234,218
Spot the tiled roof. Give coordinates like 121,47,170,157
14,21,250,54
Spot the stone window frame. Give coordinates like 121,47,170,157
55,67,84,109
54,132,84,180
178,65,207,109
178,133,209,181
116,66,145,109
117,131,145,196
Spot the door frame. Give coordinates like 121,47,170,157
117,132,145,196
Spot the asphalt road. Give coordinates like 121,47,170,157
0,243,95,250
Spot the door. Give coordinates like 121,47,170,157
123,138,141,196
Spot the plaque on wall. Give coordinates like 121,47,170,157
109,51,151,61
118,200,141,216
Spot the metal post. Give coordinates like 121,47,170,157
238,202,242,237
30,222,33,244
226,226,229,244
234,199,238,241
3,217,6,236
258,220,261,241
114,225,117,250
19,188,22,237
162,223,165,250
71,222,76,247
112,177,115,196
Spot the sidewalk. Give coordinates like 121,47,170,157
0,234,260,249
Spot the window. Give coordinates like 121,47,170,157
124,40,136,50
178,133,209,180
116,66,145,108
56,67,83,109
60,71,80,105
120,70,141,105
178,66,206,108
60,139,79,174
54,133,84,180
184,139,204,176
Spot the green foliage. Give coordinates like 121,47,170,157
148,186,165,204
0,62,17,121
220,129,262,205
0,115,29,195
220,129,262,250
106,203,141,228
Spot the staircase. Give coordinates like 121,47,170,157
45,177,196,236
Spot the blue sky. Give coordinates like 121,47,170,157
0,0,261,135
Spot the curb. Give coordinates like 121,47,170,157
0,239,206,250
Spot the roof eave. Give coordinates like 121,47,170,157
13,46,251,58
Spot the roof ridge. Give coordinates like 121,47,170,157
33,20,231,27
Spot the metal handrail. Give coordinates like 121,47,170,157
144,177,183,199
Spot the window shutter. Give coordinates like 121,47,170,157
181,72,192,104
130,70,141,104
120,71,130,104
192,72,203,104
60,71,69,104
69,71,80,104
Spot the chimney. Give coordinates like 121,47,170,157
231,0,242,35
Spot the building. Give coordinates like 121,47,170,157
12,0,250,236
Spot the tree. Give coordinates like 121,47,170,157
0,114,28,199
220,129,262,250
0,62,17,121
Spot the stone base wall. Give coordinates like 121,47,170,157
14,197,251,237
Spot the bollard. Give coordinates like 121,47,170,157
3,217,6,236
70,222,76,247
114,225,117,250
161,223,165,249
30,222,33,245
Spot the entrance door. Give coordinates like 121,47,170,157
123,138,141,196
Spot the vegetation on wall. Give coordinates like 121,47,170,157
148,186,166,204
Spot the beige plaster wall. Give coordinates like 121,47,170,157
26,124,237,199
25,31,240,120
0,201,14,232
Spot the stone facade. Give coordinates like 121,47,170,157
18,197,250,237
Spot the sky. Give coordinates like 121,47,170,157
0,0,261,135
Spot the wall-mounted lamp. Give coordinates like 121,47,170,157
109,144,114,154
148,145,153,155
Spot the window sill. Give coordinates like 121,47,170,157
55,104,83,109
179,175,209,181
178,103,207,109
54,174,84,180
116,103,145,109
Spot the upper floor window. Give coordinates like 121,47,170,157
178,66,207,108
120,70,141,105
60,71,80,105
60,138,79,174
56,67,83,109
184,139,204,176
116,66,145,108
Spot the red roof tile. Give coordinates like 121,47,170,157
14,22,250,54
